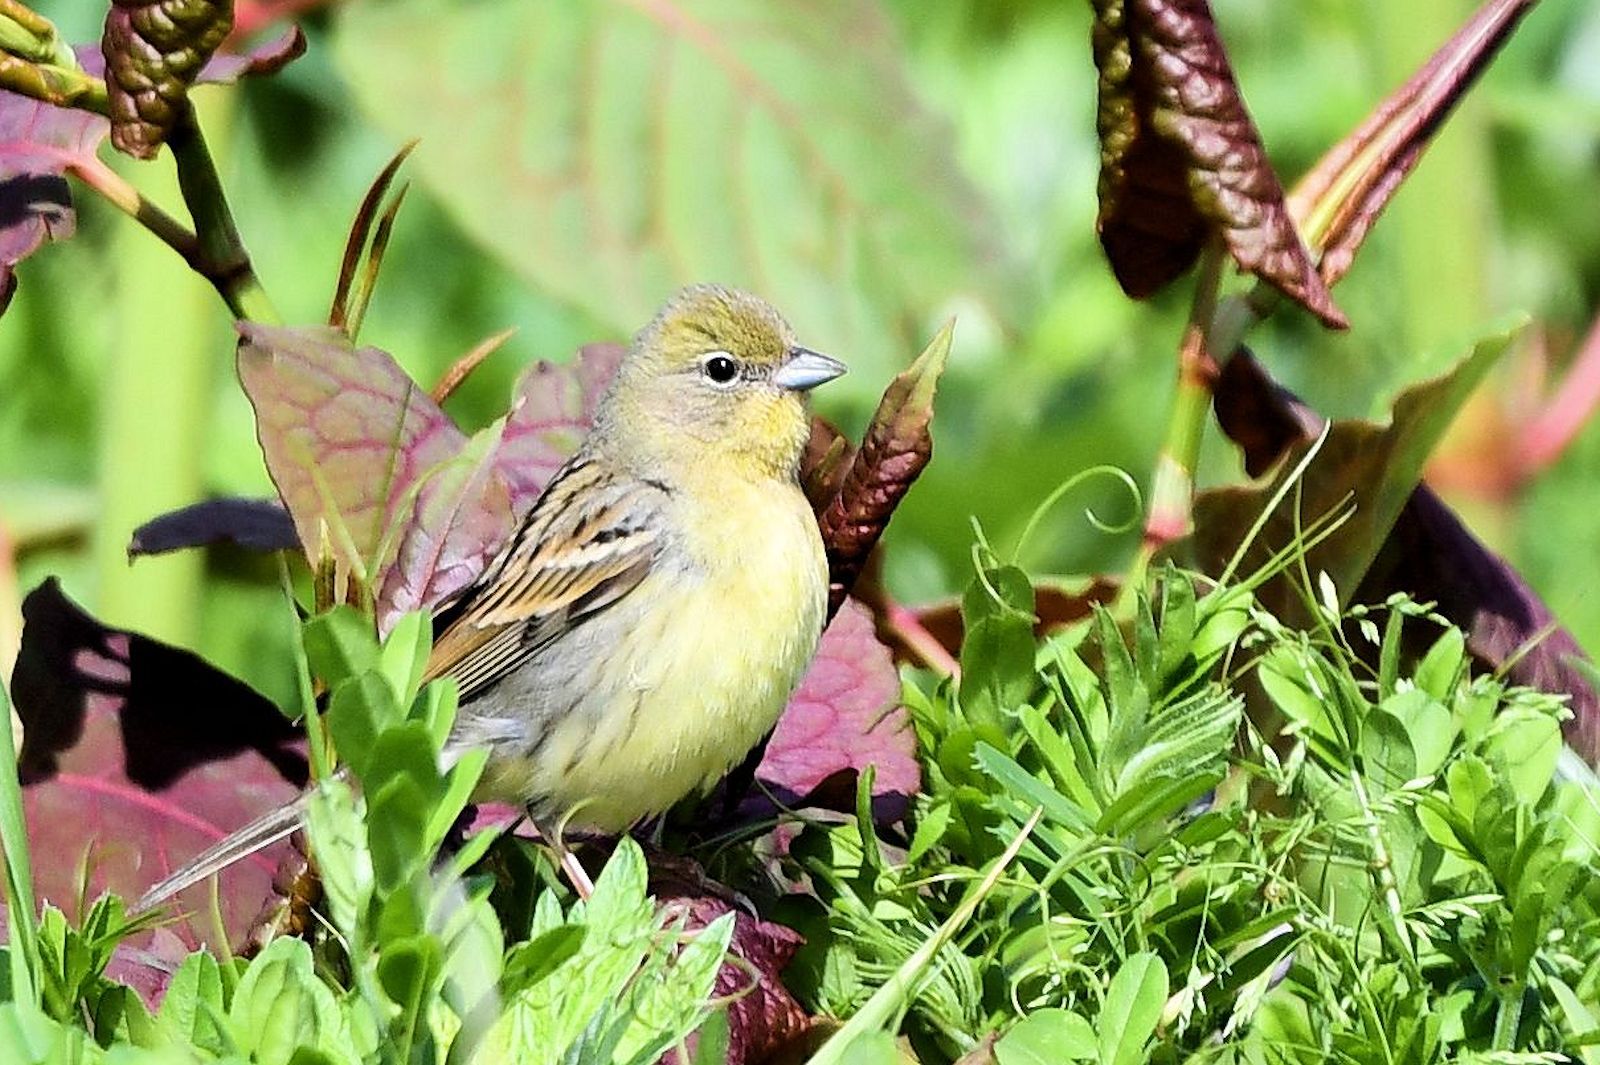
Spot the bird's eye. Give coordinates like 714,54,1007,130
701,352,741,385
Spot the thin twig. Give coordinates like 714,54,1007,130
69,157,204,269
431,328,518,404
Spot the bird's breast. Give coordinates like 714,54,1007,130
458,477,828,830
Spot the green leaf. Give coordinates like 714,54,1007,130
1380,688,1455,778
996,1008,1096,1065
228,938,343,1065
377,935,443,1057
959,565,1038,729
366,775,433,896
325,673,397,779
1097,952,1167,1065
329,0,1007,389
158,951,230,1056
1360,710,1417,791
303,607,382,691
1483,706,1562,806
1414,626,1466,701
378,611,432,707
501,926,587,996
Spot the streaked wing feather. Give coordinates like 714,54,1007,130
424,456,665,701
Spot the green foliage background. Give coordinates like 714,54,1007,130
2,0,1598,712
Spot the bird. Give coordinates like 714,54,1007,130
137,283,845,908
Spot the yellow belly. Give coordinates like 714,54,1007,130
470,479,827,831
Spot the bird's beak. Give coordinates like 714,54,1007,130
772,347,847,392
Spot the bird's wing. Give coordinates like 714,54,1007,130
424,456,668,702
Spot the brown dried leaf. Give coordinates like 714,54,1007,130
1091,0,1345,327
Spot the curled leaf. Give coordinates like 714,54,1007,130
1091,0,1345,327
816,321,951,612
1288,0,1538,287
127,497,299,557
1196,328,1515,609
102,0,234,158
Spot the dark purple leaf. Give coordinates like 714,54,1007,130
8,579,305,943
127,497,299,557
1207,347,1600,756
1091,0,1346,327
652,875,811,1065
1194,328,1513,612
102,0,233,158
1287,0,1539,287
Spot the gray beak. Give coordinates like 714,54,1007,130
772,346,847,392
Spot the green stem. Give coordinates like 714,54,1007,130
168,103,279,324
1492,981,1524,1050
70,157,205,270
1126,243,1226,595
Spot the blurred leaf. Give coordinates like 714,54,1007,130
751,598,917,822
817,321,951,612
1196,327,1516,614
101,0,234,159
329,0,1007,375
1210,346,1600,761
9,579,305,945
1288,0,1540,287
126,497,299,557
1089,0,1344,327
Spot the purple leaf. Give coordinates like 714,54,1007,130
1090,0,1346,327
651,884,811,1065
0,62,108,311
235,322,468,588
127,497,299,557
495,341,625,512
8,579,305,943
1195,328,1514,611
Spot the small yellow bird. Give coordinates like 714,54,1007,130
140,284,844,905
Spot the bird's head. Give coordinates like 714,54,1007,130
594,284,846,481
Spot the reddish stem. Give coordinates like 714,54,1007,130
1517,310,1600,476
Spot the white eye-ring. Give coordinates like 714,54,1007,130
700,350,741,386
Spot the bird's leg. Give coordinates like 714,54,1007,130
532,813,595,900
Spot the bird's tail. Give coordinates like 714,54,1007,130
134,791,314,914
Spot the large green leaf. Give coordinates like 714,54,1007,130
329,0,1008,383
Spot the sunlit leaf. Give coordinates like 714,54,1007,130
329,0,1007,381
1089,0,1344,327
